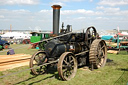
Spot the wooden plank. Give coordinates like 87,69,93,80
0,54,31,71
107,50,119,54
120,41,128,44
0,60,29,71
0,54,31,59
0,55,31,63
0,59,30,66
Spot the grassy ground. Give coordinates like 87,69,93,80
0,44,37,55
0,44,128,85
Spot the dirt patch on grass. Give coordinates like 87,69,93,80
106,59,118,66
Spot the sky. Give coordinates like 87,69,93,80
0,0,128,31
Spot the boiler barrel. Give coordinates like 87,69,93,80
45,40,70,57
45,40,82,57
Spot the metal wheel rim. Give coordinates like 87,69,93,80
89,39,107,69
96,41,106,68
30,51,47,75
58,52,77,81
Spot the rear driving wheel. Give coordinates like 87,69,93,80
89,39,107,69
58,52,77,81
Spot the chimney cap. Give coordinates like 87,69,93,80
51,5,62,9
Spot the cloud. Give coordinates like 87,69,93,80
53,0,84,2
96,6,128,16
96,6,120,12
75,17,86,20
0,8,128,30
95,17,109,20
72,0,84,1
89,0,93,2
50,2,65,6
0,0,39,5
0,15,4,18
0,9,52,30
50,0,85,6
12,9,30,13
0,9,32,21
61,9,103,15
39,10,52,13
77,9,94,14
98,0,128,6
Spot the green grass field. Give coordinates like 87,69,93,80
0,44,128,85
0,44,37,55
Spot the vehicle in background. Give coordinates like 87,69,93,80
30,32,51,48
0,36,10,49
30,32,50,43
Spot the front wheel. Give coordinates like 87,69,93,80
58,52,77,81
29,51,48,75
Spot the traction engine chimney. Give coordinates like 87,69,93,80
51,5,62,35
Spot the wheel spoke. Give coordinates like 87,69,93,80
62,65,67,68
63,68,68,73
97,57,100,63
100,50,105,58
70,60,74,63
69,56,72,61
34,57,39,63
99,63,102,66
71,64,74,68
97,49,105,66
63,60,69,65
63,69,68,77
39,66,42,74
101,45,105,50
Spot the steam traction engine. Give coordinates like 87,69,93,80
29,5,107,81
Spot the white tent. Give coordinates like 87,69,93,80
1,32,31,39
121,32,128,35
